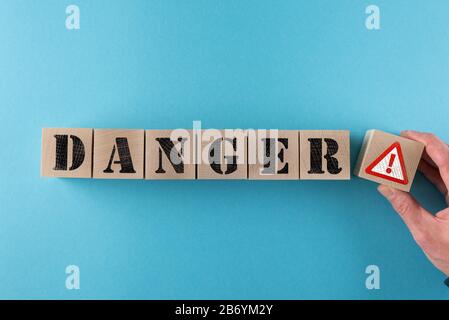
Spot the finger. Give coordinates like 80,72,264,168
422,150,437,168
400,131,449,190
418,160,448,195
378,185,435,239
401,131,437,167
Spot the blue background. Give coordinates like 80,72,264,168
1,0,448,299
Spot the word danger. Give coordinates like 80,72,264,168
41,128,350,180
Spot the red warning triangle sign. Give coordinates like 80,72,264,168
365,142,408,185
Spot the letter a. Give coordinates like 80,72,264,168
365,5,380,30
365,265,380,289
103,138,136,174
65,265,80,290
66,5,80,30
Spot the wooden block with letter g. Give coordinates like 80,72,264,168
41,128,93,178
299,130,350,180
197,129,247,179
93,129,145,179
145,129,195,180
248,130,299,180
353,129,424,192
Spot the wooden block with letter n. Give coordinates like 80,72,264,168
197,129,247,179
145,129,195,180
248,130,299,180
354,129,424,192
41,128,93,178
299,130,350,180
93,129,145,179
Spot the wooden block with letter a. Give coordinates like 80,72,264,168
41,128,93,178
145,130,195,179
354,129,424,192
299,130,350,180
248,130,299,180
93,129,145,179
197,129,247,179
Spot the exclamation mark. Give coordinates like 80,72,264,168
386,154,396,174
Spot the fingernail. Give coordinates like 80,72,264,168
378,185,395,199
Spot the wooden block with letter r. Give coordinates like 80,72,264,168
197,129,247,179
299,130,350,180
41,128,93,178
248,130,299,180
145,129,195,180
354,129,424,192
93,129,145,179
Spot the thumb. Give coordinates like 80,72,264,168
377,185,435,238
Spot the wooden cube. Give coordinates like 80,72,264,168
354,130,424,192
41,128,93,178
299,130,350,180
93,129,144,179
197,129,247,179
248,130,299,180
145,130,195,180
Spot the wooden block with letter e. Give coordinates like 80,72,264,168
197,129,247,179
93,129,145,179
145,129,195,180
248,130,299,180
354,129,424,192
41,128,93,178
299,130,350,180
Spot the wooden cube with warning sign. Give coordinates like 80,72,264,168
353,130,424,192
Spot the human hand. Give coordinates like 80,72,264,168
377,130,449,277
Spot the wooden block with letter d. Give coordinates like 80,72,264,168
353,129,424,192
145,130,195,179
41,128,93,178
197,129,247,179
299,130,350,180
93,129,145,179
248,130,299,180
